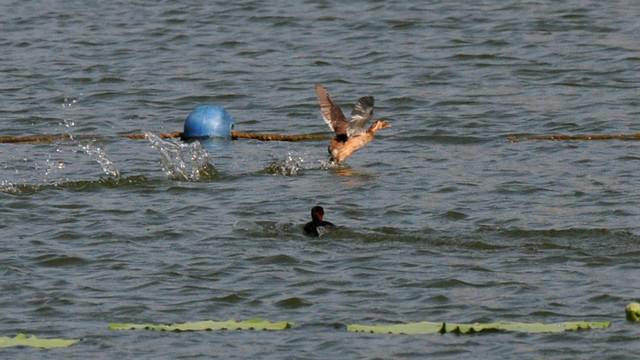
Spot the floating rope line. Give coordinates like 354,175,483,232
0,131,330,144
508,133,640,142
121,132,182,140
0,135,72,143
230,132,330,141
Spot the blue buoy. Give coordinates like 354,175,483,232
182,105,234,140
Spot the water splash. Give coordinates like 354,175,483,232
62,118,75,128
0,175,151,195
61,97,79,109
0,180,20,195
319,159,343,169
61,96,79,139
42,158,66,177
263,152,305,176
146,132,217,181
78,141,120,177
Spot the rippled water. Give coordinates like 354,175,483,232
2,1,640,358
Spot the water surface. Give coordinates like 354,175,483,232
1,1,640,359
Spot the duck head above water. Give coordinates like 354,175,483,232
304,205,336,237
311,206,325,221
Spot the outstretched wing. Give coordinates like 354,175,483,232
315,83,349,136
348,96,374,137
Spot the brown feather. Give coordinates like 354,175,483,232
328,120,391,163
315,83,349,136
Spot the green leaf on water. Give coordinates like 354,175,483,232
0,333,79,349
347,320,610,334
626,302,640,322
109,318,293,331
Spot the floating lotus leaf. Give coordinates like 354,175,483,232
626,302,640,322
109,318,293,331
0,333,79,349
347,320,610,335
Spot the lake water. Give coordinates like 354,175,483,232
1,0,640,358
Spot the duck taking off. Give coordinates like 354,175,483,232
315,83,391,163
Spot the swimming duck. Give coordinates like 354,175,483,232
315,83,391,163
303,206,335,237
